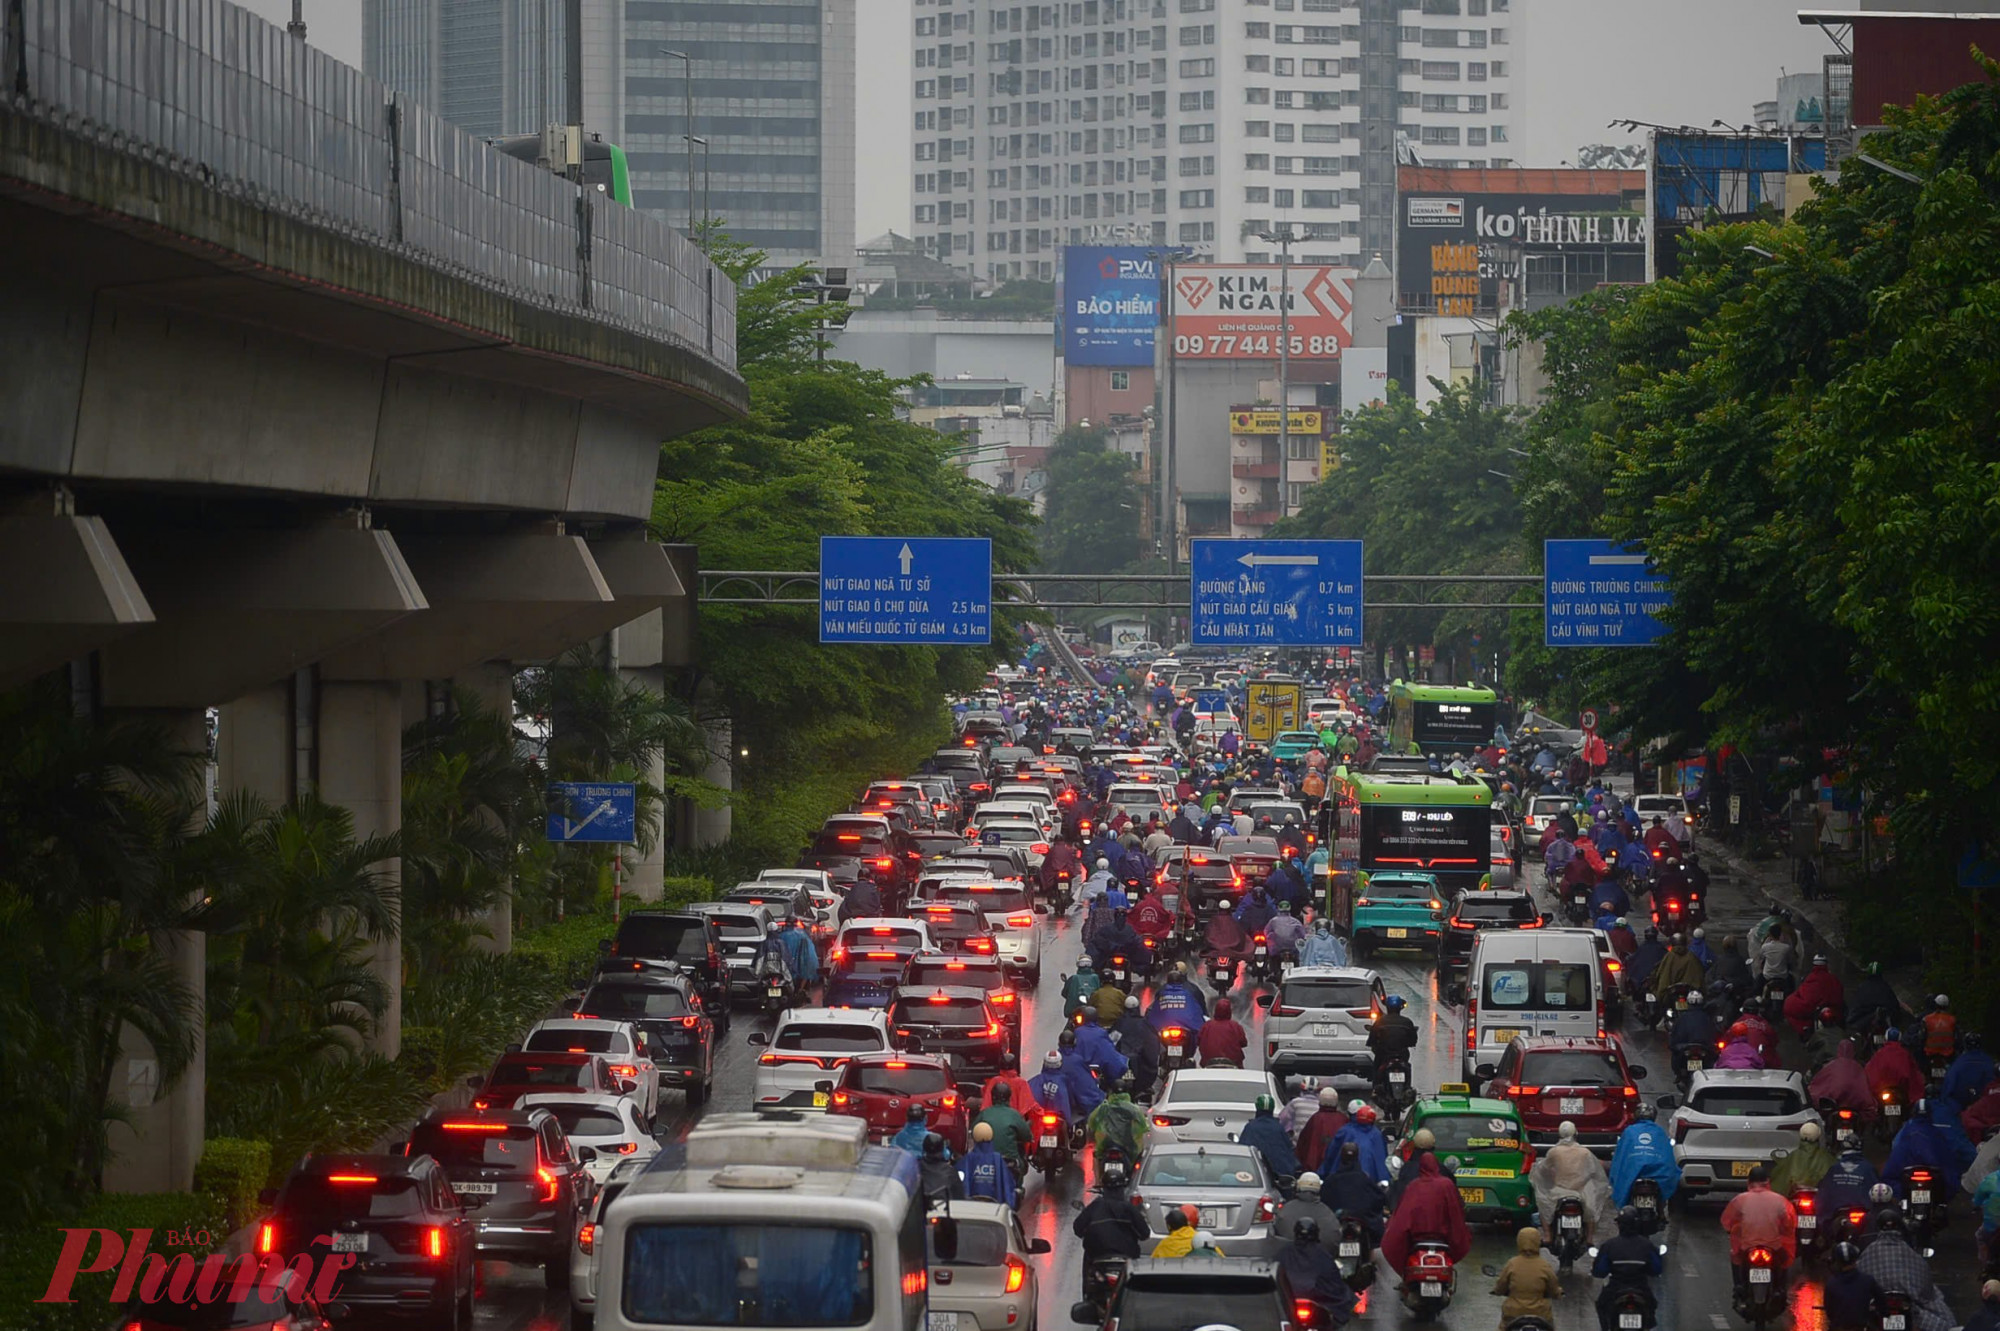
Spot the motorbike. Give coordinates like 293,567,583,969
1900,1166,1940,1243
1823,1100,1862,1151
1737,1246,1787,1330
1246,934,1276,984
1790,1186,1824,1261
1158,1025,1193,1078
1375,1053,1414,1116
1672,1039,1716,1091
1103,954,1132,992
1399,1239,1457,1320
1653,890,1706,932
1031,1111,1072,1177
1137,934,1163,978
1333,1215,1377,1292
1207,952,1237,990
1550,1196,1589,1273
1877,1086,1906,1144
1604,1282,1660,1331
1627,1177,1666,1236
1078,1257,1127,1319
760,972,792,1015
1636,988,1663,1032
1046,867,1075,911
1564,883,1593,925
1876,1289,1912,1331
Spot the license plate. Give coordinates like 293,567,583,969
1883,1317,1906,1330
1636,1196,1656,1209
1885,1102,1902,1116
1731,1161,1755,1178
1487,1028,1525,1043
330,1233,368,1253
1420,1281,1443,1297
1558,1096,1585,1115
1459,1187,1487,1204
1560,1215,1582,1229
1686,1057,1702,1070
1166,1043,1183,1057
455,1182,497,1196
1039,1135,1058,1148
927,1314,959,1331
1748,1267,1772,1284
1910,1189,1930,1204
767,985,783,996
1199,1208,1222,1228
1620,1315,1643,1329
1389,1070,1407,1083
1255,946,1267,956
1386,927,1408,939
1312,1023,1340,1037
1339,1242,1361,1257
812,1091,829,1108
1797,1214,1816,1229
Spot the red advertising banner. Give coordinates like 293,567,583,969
1170,264,1356,360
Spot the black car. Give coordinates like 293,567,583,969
1438,889,1549,1003
823,946,915,1009
887,985,1009,1079
256,1152,475,1327
404,1107,593,1288
123,1268,336,1331
905,951,1022,1044
1178,850,1240,917
600,910,727,1019
572,970,717,1106
1074,1258,1294,1331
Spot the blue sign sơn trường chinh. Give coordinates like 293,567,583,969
1543,539,1672,647
1061,246,1159,367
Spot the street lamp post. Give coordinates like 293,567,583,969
1257,226,1300,511
659,48,696,240
1146,246,1194,579
684,134,710,249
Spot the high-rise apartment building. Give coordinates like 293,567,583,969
364,0,856,272
913,0,1522,279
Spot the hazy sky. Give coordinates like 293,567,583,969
237,0,1849,242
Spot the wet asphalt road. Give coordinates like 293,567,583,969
468,848,1985,1331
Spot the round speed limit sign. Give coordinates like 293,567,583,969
1579,708,1599,731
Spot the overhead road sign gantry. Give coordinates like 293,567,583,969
1189,538,1362,647
1544,539,1671,647
819,536,993,644
546,782,638,843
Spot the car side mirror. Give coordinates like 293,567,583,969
465,1074,485,1090
1256,992,1275,1009
747,1032,770,1046
558,996,582,1014
814,1079,835,1094
505,1042,522,1054
598,938,613,954
1656,1094,1679,1112
1541,912,1555,925
1474,1064,1496,1081
1071,1302,1103,1325
258,1186,279,1206
1626,1065,1648,1081
576,1145,598,1163
1030,1237,1053,1254
615,1077,638,1094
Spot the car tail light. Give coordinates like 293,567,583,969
607,1064,638,1078
1031,843,1050,855
536,1166,559,1203
1512,1085,1540,1099
838,834,862,843
991,990,1016,1005
680,1016,700,1028
1004,1255,1029,1293
1007,913,1034,927
759,1052,776,1064
832,1091,851,1108
887,1059,910,1068
1623,1085,1638,1098
904,1269,928,1295
612,1141,640,1154
1152,1114,1189,1127
1355,898,1372,908
941,1093,960,1110
440,1121,508,1132
874,858,896,869
257,1223,276,1255
426,1226,446,1259
326,1173,378,1184
984,1022,1001,1038
969,938,996,954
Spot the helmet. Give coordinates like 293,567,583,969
1347,1099,1367,1116
1297,1171,1323,1195
1319,1086,1343,1109
1557,1121,1578,1142
1635,1101,1657,1122
1177,1204,1201,1231
1616,1206,1642,1235
1885,1026,1903,1043
972,1122,994,1144
1384,995,1407,1013
1255,1094,1276,1114
1875,1206,1907,1235
1692,926,1705,939
1820,1006,1840,1025
1096,858,1110,869
1102,1159,1131,1190
1125,994,1141,1011
1042,1051,1063,1070
1688,990,1705,1005
1798,1121,1823,1144
1292,1216,1323,1244
1831,1241,1862,1269
1058,1027,1078,1049
1354,1104,1378,1126
907,1102,929,1122
1673,933,1687,946
1935,994,1951,1009
1970,1033,1986,1051
922,1131,945,1158
1727,1022,1750,1040
992,1080,1012,1104
1869,1182,1897,1205
1411,1128,1436,1151
1113,1072,1136,1094
1812,953,1828,966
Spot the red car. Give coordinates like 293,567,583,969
1478,1035,1647,1156
827,1052,970,1154
473,1052,631,1111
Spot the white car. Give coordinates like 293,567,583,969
924,1200,1050,1331
968,819,1049,871
1665,1069,1821,1198
832,917,934,958
912,875,1044,981
970,800,1053,836
1524,794,1573,839
1633,793,1695,848
516,1092,657,1184
687,901,776,1000
1258,966,1386,1083
1146,1067,1283,1146
522,1018,657,1124
758,866,835,895
1105,782,1171,820
569,1154,649,1325
748,1008,893,1109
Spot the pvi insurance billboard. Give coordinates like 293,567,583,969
1061,246,1159,367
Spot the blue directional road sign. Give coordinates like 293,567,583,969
819,536,992,645
1544,539,1672,648
1189,539,1362,647
546,782,637,844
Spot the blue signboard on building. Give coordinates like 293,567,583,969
546,782,637,844
820,536,993,644
1061,246,1159,367
1544,539,1672,647
1189,539,1363,647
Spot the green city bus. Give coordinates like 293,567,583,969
1319,768,1493,917
1388,681,1498,756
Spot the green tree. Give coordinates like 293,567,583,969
1040,425,1145,573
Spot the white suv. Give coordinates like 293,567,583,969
914,875,1045,982
747,1008,892,1110
1258,966,1387,1083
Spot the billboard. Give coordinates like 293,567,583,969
1396,169,1644,316
1228,408,1324,435
1061,246,1159,367
1340,348,1390,414
1171,265,1355,360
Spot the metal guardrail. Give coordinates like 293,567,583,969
699,570,1543,611
3,0,735,368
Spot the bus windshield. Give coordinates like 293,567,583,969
621,1223,872,1325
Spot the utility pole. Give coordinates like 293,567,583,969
685,135,710,250
660,48,696,239
1258,226,1299,511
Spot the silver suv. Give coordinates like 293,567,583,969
1258,966,1386,1081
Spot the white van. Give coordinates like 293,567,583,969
596,1113,925,1331
1463,927,1606,1084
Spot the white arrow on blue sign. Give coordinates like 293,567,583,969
545,782,638,844
1189,539,1363,647
1543,539,1672,647
819,536,992,645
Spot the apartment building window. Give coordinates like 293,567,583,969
1180,90,1216,109
1301,59,1336,76
1287,435,1317,460
1301,123,1339,142
1300,25,1338,42
1178,222,1203,241
1301,189,1339,207
1179,122,1215,142
1244,120,1270,137
1491,26,1508,42
1274,156,1293,174
1273,188,1293,207
1246,53,1271,71
1274,25,1292,42
1286,482,1308,508
915,205,936,222
1177,155,1205,176
916,16,937,34
1422,0,1460,11
1245,153,1271,171
916,79,937,97
1491,61,1508,76
916,143,936,160
1468,94,1487,112
1178,57,1215,76
1301,155,1338,172
1490,124,1508,141
1245,185,1270,202
1180,188,1215,207
1420,125,1460,145
1491,91,1508,108
1179,23,1214,43
1274,123,1295,141
1467,61,1486,80
1246,21,1270,36
1178,0,1213,10
1111,371,1130,390
1467,127,1487,146
1245,86,1270,104
1274,57,1294,74
1421,61,1460,80
1398,25,1421,42
1468,0,1487,11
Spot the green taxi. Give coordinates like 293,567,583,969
1396,1086,1537,1225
